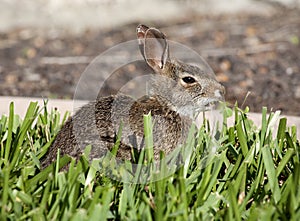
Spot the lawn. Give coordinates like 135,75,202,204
0,101,299,220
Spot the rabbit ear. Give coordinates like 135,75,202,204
136,24,149,60
136,24,169,71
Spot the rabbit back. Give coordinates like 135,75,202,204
41,94,191,168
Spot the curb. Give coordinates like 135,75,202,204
0,96,88,117
0,96,299,139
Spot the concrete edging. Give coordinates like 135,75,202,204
0,96,299,139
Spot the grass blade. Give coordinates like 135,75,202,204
4,102,14,164
143,112,154,163
261,146,281,203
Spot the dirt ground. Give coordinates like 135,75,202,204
0,7,299,116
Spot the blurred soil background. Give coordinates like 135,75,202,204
0,0,300,116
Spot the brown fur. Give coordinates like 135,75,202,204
40,24,225,168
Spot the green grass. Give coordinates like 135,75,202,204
0,101,299,220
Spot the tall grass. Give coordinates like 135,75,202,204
0,102,299,220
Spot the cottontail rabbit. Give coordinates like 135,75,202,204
41,24,225,168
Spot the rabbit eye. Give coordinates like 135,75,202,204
182,76,196,84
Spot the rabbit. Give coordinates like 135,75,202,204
40,24,225,169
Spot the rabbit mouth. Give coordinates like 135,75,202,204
206,100,219,108
198,99,222,112
177,100,221,118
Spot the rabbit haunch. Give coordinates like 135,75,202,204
40,24,225,168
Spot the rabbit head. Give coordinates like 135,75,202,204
136,24,225,117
